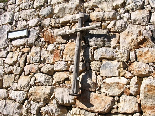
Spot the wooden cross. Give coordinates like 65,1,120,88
56,13,101,96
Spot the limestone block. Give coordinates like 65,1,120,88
41,101,67,116
41,64,54,75
3,74,15,88
47,44,55,52
20,9,37,20
149,0,155,8
41,18,51,27
12,39,27,47
116,49,129,61
91,61,101,71
98,1,113,11
53,72,70,84
63,42,75,61
27,46,40,63
101,77,128,96
110,20,127,32
130,50,136,62
128,62,150,77
136,48,155,63
1,12,14,25
39,6,53,18
103,11,117,21
0,100,22,116
17,76,31,91
24,64,39,75
130,76,141,95
90,12,104,21
13,66,23,75
60,14,79,24
28,18,40,27
140,77,155,115
69,62,86,73
55,87,75,106
100,61,120,76
9,91,27,103
0,3,4,9
125,0,144,11
113,0,125,8
27,28,39,46
19,53,27,68
34,0,47,8
131,10,149,25
43,29,56,44
54,61,69,71
94,47,116,60
5,51,18,65
28,86,54,103
88,37,105,48
34,73,53,86
0,66,4,76
118,95,139,113
0,51,8,58
76,91,114,113
0,89,7,99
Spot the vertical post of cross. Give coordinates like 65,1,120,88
71,13,84,95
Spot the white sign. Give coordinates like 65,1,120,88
7,29,28,39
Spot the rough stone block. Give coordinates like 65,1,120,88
90,12,104,21
53,72,70,84
34,73,53,86
0,66,4,76
28,86,54,103
76,91,114,113
116,49,129,61
34,0,47,8
128,62,150,77
1,12,14,25
54,61,69,71
118,95,139,113
130,76,141,95
149,0,155,8
20,9,36,20
101,77,128,96
5,51,19,65
55,87,75,106
39,6,53,18
17,76,31,91
28,18,40,27
140,77,155,115
41,64,54,75
0,100,22,116
9,91,26,103
27,46,40,63
24,64,39,75
0,51,8,58
100,61,120,77
0,89,7,99
3,74,15,88
94,47,116,60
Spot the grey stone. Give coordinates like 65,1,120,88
5,51,19,65
0,100,22,116
101,77,128,96
126,0,144,11
39,6,53,18
0,89,7,99
27,46,40,63
88,37,105,48
103,11,117,21
94,47,116,60
54,61,69,71
55,87,75,106
41,64,54,75
41,18,51,27
34,73,53,86
9,91,27,103
20,9,37,20
16,20,27,29
3,74,15,88
28,18,40,27
118,95,139,113
149,0,155,8
100,61,120,77
27,28,39,46
0,3,4,9
1,12,14,25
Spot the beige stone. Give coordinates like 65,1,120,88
24,64,39,75
90,61,101,71
55,87,75,106
130,76,141,95
101,77,128,96
41,64,54,75
28,86,54,103
90,12,104,21
27,46,40,63
128,62,150,77
54,61,69,71
63,42,75,61
0,89,7,99
3,74,15,88
140,77,155,115
76,91,114,113
118,95,139,113
17,76,31,91
136,48,155,63
5,51,18,65
53,72,70,84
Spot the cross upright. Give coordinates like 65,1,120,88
56,13,101,96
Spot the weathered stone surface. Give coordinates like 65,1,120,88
55,87,75,106
118,95,139,113
149,0,155,8
131,10,149,25
43,29,56,44
136,48,155,63
5,51,18,65
28,18,40,27
12,39,27,47
3,74,15,88
27,46,40,63
126,0,144,11
1,12,14,24
0,51,8,58
39,6,53,18
130,76,141,95
17,76,31,91
27,28,39,46
54,61,69,71
9,91,27,103
94,47,116,60
128,62,150,77
63,42,75,61
101,77,128,96
76,91,114,113
41,64,54,75
0,100,22,116
34,0,47,8
20,9,36,20
116,49,129,61
28,86,54,103
140,77,155,115
53,72,70,84
41,101,67,116
0,78,2,89
0,66,4,76
90,12,104,21
34,73,52,86
88,36,105,48
113,0,125,8
24,64,39,75
100,61,120,76
104,11,117,21
0,89,7,99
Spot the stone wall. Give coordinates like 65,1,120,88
0,0,155,115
